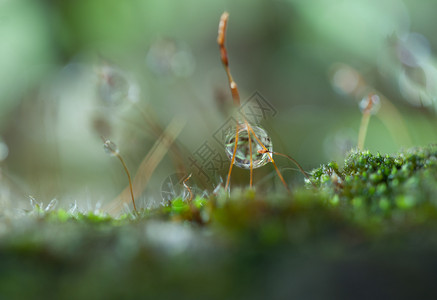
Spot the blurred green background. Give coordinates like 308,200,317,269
1,0,437,210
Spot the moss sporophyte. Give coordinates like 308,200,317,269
102,137,137,213
217,12,310,192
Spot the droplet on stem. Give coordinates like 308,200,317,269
224,123,272,169
101,137,137,213
359,94,381,115
103,139,119,156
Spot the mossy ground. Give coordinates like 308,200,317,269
2,146,437,299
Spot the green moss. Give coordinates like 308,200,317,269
3,146,437,298
309,145,437,216
167,198,190,213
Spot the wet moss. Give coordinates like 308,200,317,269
3,146,437,299
310,145,437,216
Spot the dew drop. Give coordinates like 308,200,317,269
103,139,119,156
359,94,381,115
224,123,272,169
96,64,139,106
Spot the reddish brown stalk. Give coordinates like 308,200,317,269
247,126,253,187
115,154,137,212
218,12,244,191
248,127,290,192
217,12,264,191
183,174,193,203
102,137,137,213
259,149,316,187
224,126,239,191
218,12,240,106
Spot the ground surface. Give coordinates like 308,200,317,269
2,147,437,299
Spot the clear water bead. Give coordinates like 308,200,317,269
224,123,272,169
97,64,139,106
359,94,381,115
103,139,119,156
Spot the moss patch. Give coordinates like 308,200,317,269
2,146,437,299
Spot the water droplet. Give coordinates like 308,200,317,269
96,64,139,106
224,123,272,169
103,139,119,156
359,94,381,115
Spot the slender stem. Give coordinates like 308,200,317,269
247,122,253,188
225,126,239,192
357,93,376,151
218,12,273,192
272,152,316,187
115,153,137,212
183,174,193,203
358,112,371,151
270,159,289,192
218,12,240,106
219,12,243,191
